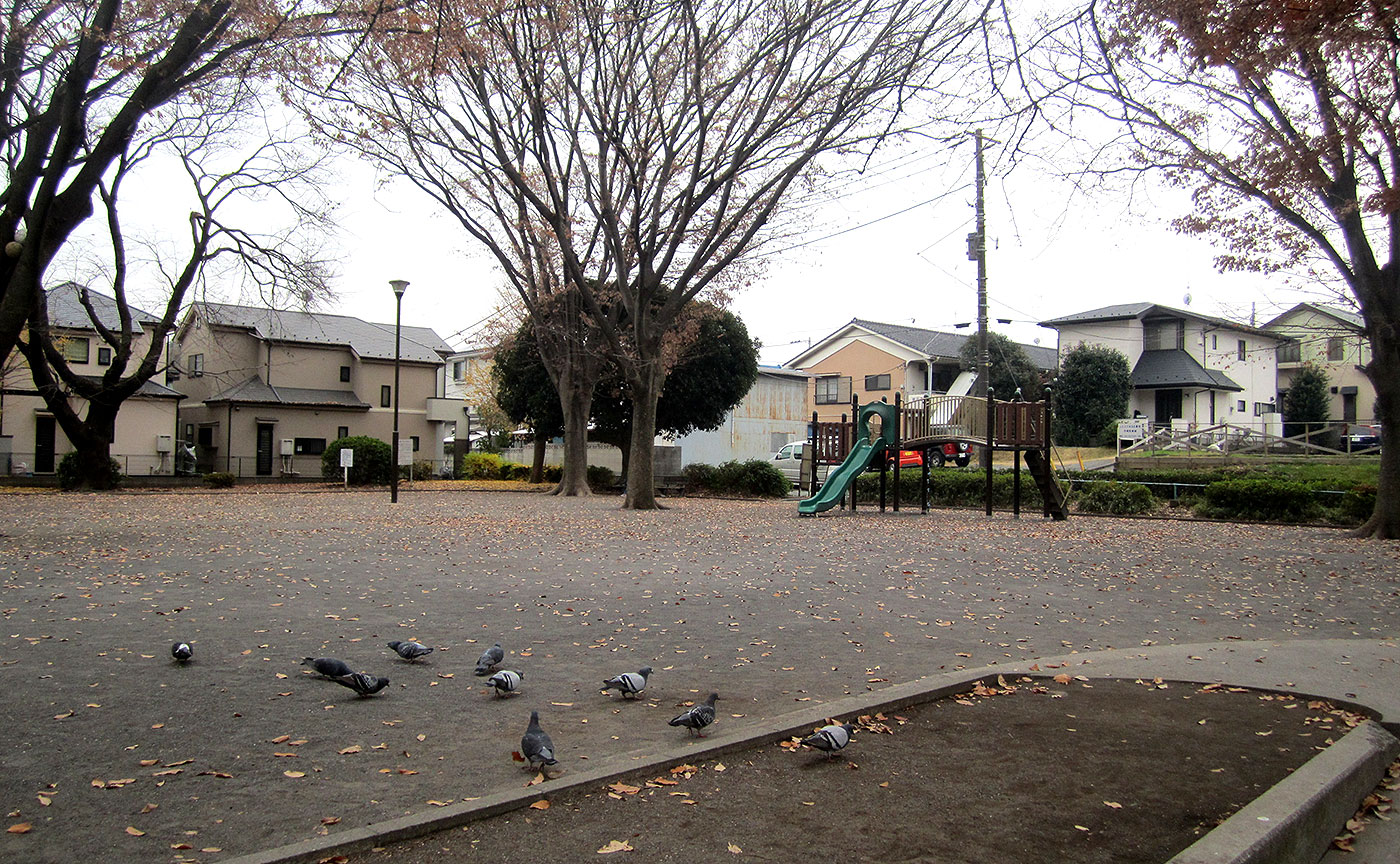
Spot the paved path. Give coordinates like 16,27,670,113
0,490,1396,862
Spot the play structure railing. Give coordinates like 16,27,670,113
901,394,988,445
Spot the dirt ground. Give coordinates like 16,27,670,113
368,678,1361,864
1,491,1397,863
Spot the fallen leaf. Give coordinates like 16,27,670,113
338,746,362,755
712,763,726,772
511,751,525,762
7,824,31,834
1104,801,1122,809
597,840,633,854
529,800,550,810
427,800,453,807
320,816,341,825
140,803,157,814
608,782,640,795
728,843,743,854
1053,674,1072,684
283,771,305,778
200,848,221,853
125,827,145,836
37,795,51,807
270,735,290,744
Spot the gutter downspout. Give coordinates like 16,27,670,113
226,403,233,474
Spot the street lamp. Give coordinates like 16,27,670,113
389,279,409,504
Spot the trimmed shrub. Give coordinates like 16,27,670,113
320,436,393,485
56,451,123,490
587,465,616,492
1333,484,1377,525
1075,481,1156,515
672,460,788,497
502,462,532,481
457,452,504,480
203,472,236,488
1196,479,1323,523
683,462,718,492
541,464,563,484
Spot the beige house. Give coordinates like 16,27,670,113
784,318,1056,423
1041,303,1282,430
170,303,457,477
0,283,183,476
1264,303,1376,423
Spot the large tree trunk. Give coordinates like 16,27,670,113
623,364,664,510
59,399,120,490
1356,330,1400,539
554,370,594,496
529,431,547,484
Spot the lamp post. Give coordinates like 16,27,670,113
390,279,409,504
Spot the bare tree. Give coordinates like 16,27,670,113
17,99,334,487
1018,0,1400,537
318,0,994,508
0,0,387,364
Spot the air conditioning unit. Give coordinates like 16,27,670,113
280,438,295,456
155,435,173,454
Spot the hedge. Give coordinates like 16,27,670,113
321,436,393,485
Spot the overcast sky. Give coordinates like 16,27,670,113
322,134,1312,368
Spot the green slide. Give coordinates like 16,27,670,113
798,439,876,515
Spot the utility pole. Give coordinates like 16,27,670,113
967,130,990,468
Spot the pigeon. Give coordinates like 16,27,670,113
602,666,651,699
520,710,558,771
331,672,390,697
669,692,719,737
474,643,504,676
171,642,193,662
486,669,523,697
387,640,433,662
801,722,855,760
301,657,353,678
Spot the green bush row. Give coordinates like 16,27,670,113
683,460,790,498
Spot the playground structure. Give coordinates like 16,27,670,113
797,389,1068,519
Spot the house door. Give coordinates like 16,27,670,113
34,416,56,473
1343,392,1357,423
1154,389,1183,426
256,424,274,476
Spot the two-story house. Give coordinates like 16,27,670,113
0,283,182,476
1040,303,1282,430
784,318,1057,423
171,303,457,477
1264,302,1376,424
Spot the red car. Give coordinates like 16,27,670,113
876,444,972,470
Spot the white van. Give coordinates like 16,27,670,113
771,441,831,485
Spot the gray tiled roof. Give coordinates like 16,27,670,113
848,318,1058,371
75,375,184,399
194,302,452,364
204,377,372,409
1131,350,1242,391
1042,302,1278,339
47,282,161,333
1262,302,1364,331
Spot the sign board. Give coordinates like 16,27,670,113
398,440,414,467
339,448,354,468
1117,418,1148,441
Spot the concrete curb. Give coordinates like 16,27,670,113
1168,720,1400,864
222,665,1395,864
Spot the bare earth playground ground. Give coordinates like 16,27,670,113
1,489,1398,863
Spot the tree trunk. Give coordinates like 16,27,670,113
554,372,594,496
62,400,120,490
623,364,663,510
1356,330,1400,538
530,431,547,484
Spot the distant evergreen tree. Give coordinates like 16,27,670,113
1054,344,1132,446
1281,363,1330,439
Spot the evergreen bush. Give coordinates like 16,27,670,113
1196,478,1323,522
320,437,393,485
202,472,236,488
457,452,503,480
1075,481,1156,515
587,465,616,492
56,451,123,490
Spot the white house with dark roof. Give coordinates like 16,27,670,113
1040,303,1282,430
783,318,1057,423
170,302,458,477
0,282,183,475
1264,302,1376,423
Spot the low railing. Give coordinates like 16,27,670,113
901,394,989,445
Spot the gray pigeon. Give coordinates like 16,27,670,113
331,672,390,697
387,640,433,662
171,642,193,662
602,666,651,699
486,669,523,697
520,710,557,771
301,657,353,678
474,643,504,676
669,692,719,737
801,722,855,759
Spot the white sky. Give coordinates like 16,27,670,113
322,138,1314,368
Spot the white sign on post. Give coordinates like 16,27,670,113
398,440,414,467
339,448,353,489
1117,418,1148,441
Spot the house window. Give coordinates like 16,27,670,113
63,337,90,363
1237,339,1247,361
337,426,349,440
97,346,112,366
452,360,466,381
1277,341,1301,363
1143,319,1184,351
294,437,327,455
1327,337,1344,362
1211,334,1218,350
1236,399,1246,412
815,375,850,405
381,385,392,407
1252,402,1275,417
189,353,204,377
864,374,891,391
339,365,351,382
184,423,194,444
410,435,420,452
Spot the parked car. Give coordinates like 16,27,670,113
932,441,973,468
1345,424,1382,451
771,441,831,485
